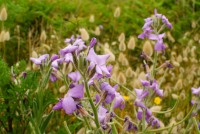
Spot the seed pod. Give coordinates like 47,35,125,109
0,6,7,21
79,28,89,41
143,40,153,57
114,7,120,18
127,36,136,50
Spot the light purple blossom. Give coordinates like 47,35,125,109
68,71,81,83
148,33,166,51
59,45,78,56
51,58,64,69
53,84,84,114
50,54,59,62
114,91,125,109
150,81,163,97
101,82,116,104
30,54,49,65
154,9,172,29
86,48,110,75
64,35,75,44
191,87,200,95
98,106,108,123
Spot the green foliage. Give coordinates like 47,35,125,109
0,58,10,87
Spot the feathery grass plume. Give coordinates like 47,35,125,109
174,79,183,91
94,26,100,36
125,67,134,78
121,57,129,66
111,41,117,46
150,106,162,111
119,41,126,51
31,51,38,58
180,90,186,100
114,7,120,18
172,94,179,100
0,6,7,21
191,20,196,28
40,30,47,42
117,72,126,84
177,55,182,63
66,63,73,74
89,14,95,23
41,44,51,51
0,30,6,42
191,46,196,57
118,53,125,63
193,33,199,41
142,40,153,57
172,60,180,67
118,32,125,42
79,28,89,41
176,112,184,121
127,36,136,49
77,127,85,134
4,31,10,41
169,118,178,134
166,32,175,43
59,85,66,93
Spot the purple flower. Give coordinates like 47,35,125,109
101,82,116,104
114,92,125,109
89,37,97,48
53,84,84,114
191,87,200,95
50,73,57,82
147,116,160,128
138,27,153,39
86,48,110,75
98,106,108,123
64,35,75,44
140,80,150,87
150,81,163,97
154,9,172,29
73,38,87,54
137,109,143,120
59,45,78,56
50,54,59,62
198,122,200,130
148,33,166,51
30,54,49,65
68,71,81,83
51,58,64,69
64,53,73,63
123,117,138,131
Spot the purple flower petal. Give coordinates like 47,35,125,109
50,54,59,62
62,96,77,114
89,37,97,48
191,87,200,95
98,106,108,123
67,84,84,99
53,99,63,110
114,92,125,109
68,71,81,83
59,45,78,56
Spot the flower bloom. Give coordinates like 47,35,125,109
191,87,200,95
30,54,49,65
53,84,84,114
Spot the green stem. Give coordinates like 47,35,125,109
142,109,146,133
83,76,102,133
64,121,71,134
147,104,196,132
192,117,200,134
152,52,158,79
83,117,93,130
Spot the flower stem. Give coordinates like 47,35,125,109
83,76,102,133
192,117,200,134
64,121,71,134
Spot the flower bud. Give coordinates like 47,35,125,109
0,6,7,21
77,105,88,117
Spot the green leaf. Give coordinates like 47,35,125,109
40,111,54,133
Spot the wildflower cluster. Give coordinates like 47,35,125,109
30,36,126,133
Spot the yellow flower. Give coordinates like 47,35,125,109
123,96,130,101
154,97,162,105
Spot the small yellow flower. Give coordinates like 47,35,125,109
154,97,162,105
123,96,130,101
